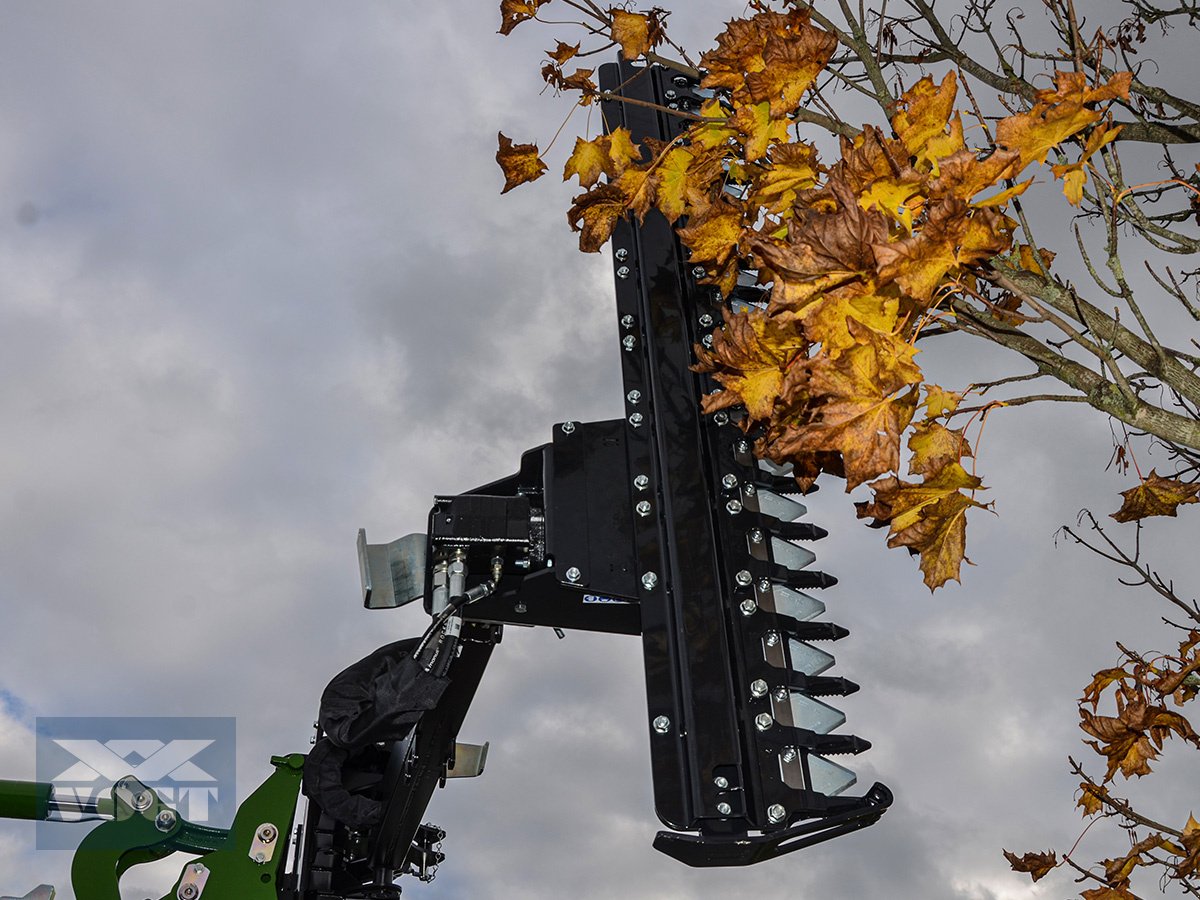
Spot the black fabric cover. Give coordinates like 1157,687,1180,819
303,637,450,827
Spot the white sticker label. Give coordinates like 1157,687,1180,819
582,594,633,605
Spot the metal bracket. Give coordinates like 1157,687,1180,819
445,742,489,778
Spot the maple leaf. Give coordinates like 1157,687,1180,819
1036,69,1133,106
689,97,738,150
892,72,959,165
607,127,642,175
857,172,925,233
613,166,656,222
1102,834,1169,886
676,197,746,295
563,136,613,189
754,179,891,312
546,40,579,64
1079,695,1199,781
1111,470,1200,522
782,327,921,489
907,420,971,477
496,132,548,194
873,198,1013,302
922,113,966,173
1082,667,1132,708
700,15,774,93
733,100,791,162
1077,781,1106,817
566,183,627,252
997,101,1101,168
922,384,961,417
609,9,662,59
1177,814,1200,878
832,127,912,196
499,0,551,35
1081,888,1138,900
927,149,1021,203
745,26,837,116
796,285,900,357
1003,849,1059,882
751,141,821,214
693,309,807,420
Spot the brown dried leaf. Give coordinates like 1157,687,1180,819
1003,849,1059,882
1111,470,1200,522
496,132,548,194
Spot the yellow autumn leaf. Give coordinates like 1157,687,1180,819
496,132,548,194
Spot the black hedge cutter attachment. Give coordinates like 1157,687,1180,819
0,62,889,900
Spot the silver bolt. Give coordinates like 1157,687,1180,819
736,440,751,454
699,313,714,328
714,411,729,426
615,247,629,261
750,678,769,698
758,578,771,593
642,571,658,590
667,101,679,109
617,265,631,279
155,809,176,832
692,266,706,279
652,715,670,733
665,88,678,100
636,500,652,517
623,334,637,351
717,802,732,815
721,474,738,489
743,483,757,496
767,804,787,824
629,412,644,428
254,851,266,863
561,421,576,434
565,566,581,583
702,334,713,347
755,712,774,731
713,776,729,789
774,687,789,702
673,75,689,87
781,747,798,763
179,886,199,900
132,791,152,811
765,631,780,647
620,313,634,329
735,569,752,586
749,528,764,543
726,499,742,514
626,389,642,404
515,601,527,613
739,598,758,616
634,474,649,490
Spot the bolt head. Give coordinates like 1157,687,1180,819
626,389,642,404
749,528,764,543
652,715,670,733
764,631,780,647
713,411,729,426
664,88,678,100
767,803,787,824
629,412,644,427
735,569,752,586
620,313,634,329
758,577,771,593
636,500,652,517
702,334,713,347
781,747,798,763
743,483,757,496
698,313,714,328
565,566,581,583
561,421,576,434
713,775,729,789
634,474,649,490
616,265,631,279
641,571,658,590
622,334,637,351
179,886,199,900
726,499,742,514
615,247,629,261
750,678,769,698
716,802,732,815
739,598,758,616
132,791,152,811
774,687,789,702
254,851,266,863
155,810,176,832
735,440,751,454
667,101,679,109
673,75,689,86
755,712,774,731
692,265,706,279
721,473,738,489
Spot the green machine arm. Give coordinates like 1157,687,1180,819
0,755,304,900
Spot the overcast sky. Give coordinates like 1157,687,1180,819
1,3,1198,899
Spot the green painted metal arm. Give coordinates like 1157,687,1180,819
0,780,52,821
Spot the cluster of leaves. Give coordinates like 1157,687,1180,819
497,2,1135,589
1007,625,1200,897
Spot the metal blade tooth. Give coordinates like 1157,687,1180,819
759,584,825,621
784,621,849,642
777,749,861,794
770,536,816,571
771,690,845,734
762,635,836,676
784,673,860,697
749,488,806,522
768,567,838,589
765,520,828,541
